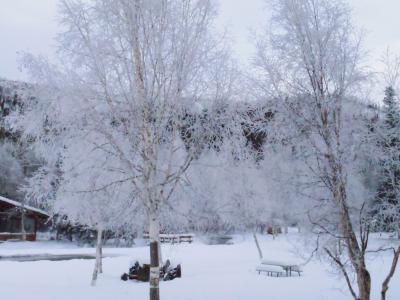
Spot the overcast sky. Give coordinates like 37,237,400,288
1,0,400,81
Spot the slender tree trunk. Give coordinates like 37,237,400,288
21,206,26,241
357,265,371,300
326,147,371,300
336,188,371,300
340,198,371,300
91,227,103,286
149,214,160,300
99,232,103,274
253,232,263,260
321,149,370,300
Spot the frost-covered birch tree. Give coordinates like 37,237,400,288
15,1,228,299
252,1,378,299
55,135,138,286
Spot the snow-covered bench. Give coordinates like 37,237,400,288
257,260,303,277
256,265,285,277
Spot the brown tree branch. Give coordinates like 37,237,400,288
325,247,357,300
381,246,400,300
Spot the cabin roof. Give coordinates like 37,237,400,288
0,195,49,218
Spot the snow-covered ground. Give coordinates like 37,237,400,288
0,234,399,300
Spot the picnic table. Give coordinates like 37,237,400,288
256,259,303,277
256,264,286,277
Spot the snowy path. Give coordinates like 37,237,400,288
0,234,399,300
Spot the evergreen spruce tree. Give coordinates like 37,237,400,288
375,86,400,236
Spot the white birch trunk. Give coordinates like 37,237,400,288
91,227,103,286
99,232,103,274
149,213,160,300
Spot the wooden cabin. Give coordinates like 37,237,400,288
0,196,49,241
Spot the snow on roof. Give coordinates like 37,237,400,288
0,196,49,217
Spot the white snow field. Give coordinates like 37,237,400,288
0,234,399,300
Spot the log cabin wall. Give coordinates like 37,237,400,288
0,200,49,241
